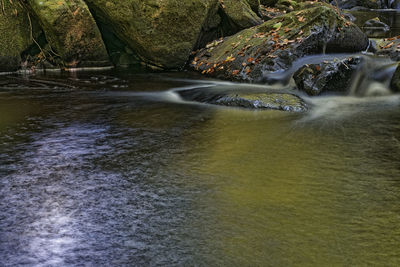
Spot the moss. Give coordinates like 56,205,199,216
246,0,261,12
0,1,33,71
26,0,109,67
84,0,220,69
221,0,262,29
217,93,307,111
191,2,367,82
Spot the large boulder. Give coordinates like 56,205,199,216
26,0,110,68
0,2,33,71
84,0,262,69
191,2,368,82
84,0,220,69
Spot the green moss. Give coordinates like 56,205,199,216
0,1,33,71
192,1,367,81
85,0,220,69
222,0,262,29
27,0,109,67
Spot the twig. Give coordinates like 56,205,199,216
27,11,46,60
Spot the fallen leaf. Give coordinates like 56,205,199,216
298,16,306,22
383,42,395,49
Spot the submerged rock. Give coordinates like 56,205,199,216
215,93,308,111
178,88,307,112
0,2,33,71
293,57,362,96
26,0,110,68
191,2,368,82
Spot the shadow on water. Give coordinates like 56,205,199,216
0,68,399,265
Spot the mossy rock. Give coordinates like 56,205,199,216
246,0,261,12
371,38,400,61
85,0,221,69
0,1,33,71
26,0,110,68
222,0,263,29
191,1,368,82
215,93,308,111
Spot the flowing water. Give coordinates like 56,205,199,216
0,68,400,266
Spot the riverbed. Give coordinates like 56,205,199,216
0,71,399,265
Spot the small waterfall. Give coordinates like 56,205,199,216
348,56,397,96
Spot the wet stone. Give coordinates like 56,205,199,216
294,57,362,96
214,93,308,112
363,18,390,37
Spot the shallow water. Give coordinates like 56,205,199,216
0,71,400,266
351,10,400,37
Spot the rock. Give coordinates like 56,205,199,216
0,2,34,71
26,0,110,68
331,0,400,9
219,0,263,30
362,18,390,37
390,64,400,92
372,37,400,61
293,57,362,96
258,5,285,21
84,0,209,69
215,93,308,111
178,87,307,111
275,0,299,11
191,2,368,82
84,0,263,69
246,0,261,12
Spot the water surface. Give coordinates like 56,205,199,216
0,71,399,266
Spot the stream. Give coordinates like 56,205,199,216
0,70,399,266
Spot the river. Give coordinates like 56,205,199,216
0,70,399,266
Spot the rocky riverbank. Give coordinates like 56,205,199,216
1,0,400,110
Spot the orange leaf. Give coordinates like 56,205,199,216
383,42,394,49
